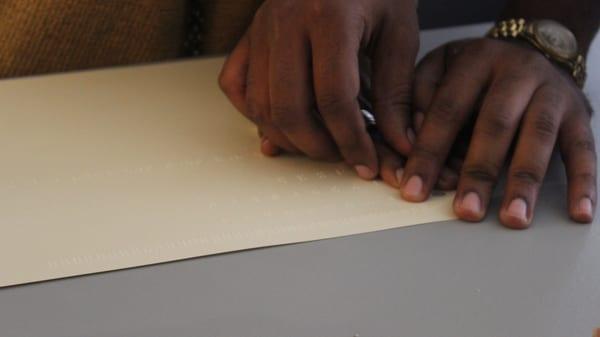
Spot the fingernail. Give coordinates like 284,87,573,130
355,165,376,180
507,198,528,223
577,197,593,219
396,168,404,185
460,192,482,217
407,128,416,144
403,175,423,199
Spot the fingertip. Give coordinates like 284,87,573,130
379,169,399,189
378,166,403,189
499,216,531,230
373,139,404,188
499,198,531,229
453,192,485,222
401,175,428,202
570,197,594,224
355,165,377,181
261,138,281,157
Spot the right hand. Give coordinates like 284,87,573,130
219,0,420,180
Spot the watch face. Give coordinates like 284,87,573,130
533,20,578,59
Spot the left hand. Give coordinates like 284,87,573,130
400,38,596,228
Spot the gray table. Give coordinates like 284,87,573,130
2,24,599,337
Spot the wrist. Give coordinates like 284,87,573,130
500,0,600,55
487,18,587,87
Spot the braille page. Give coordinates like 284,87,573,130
0,58,455,287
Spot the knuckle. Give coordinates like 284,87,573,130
523,53,547,73
510,168,544,186
538,84,564,107
472,38,492,51
572,137,596,154
532,108,559,140
480,110,514,137
270,1,294,21
563,135,597,163
492,71,529,89
445,40,467,58
462,162,501,183
318,93,354,116
306,0,337,22
466,39,495,57
218,70,236,95
581,95,594,116
372,90,411,113
511,46,545,67
573,171,596,184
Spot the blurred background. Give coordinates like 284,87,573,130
419,0,504,28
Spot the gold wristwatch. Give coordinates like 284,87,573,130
487,18,586,88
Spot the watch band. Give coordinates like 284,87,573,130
487,18,586,88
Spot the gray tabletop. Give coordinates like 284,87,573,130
2,24,600,337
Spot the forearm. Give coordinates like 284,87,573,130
501,0,600,54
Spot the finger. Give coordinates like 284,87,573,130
219,33,250,114
260,136,282,157
257,129,283,157
245,23,298,153
311,21,378,180
269,22,339,161
413,47,462,192
454,73,539,222
559,112,597,223
371,13,419,155
374,138,405,188
401,45,491,202
500,85,565,229
412,45,446,131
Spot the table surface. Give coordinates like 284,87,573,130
1,23,599,337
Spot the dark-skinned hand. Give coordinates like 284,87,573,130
219,0,419,181
402,38,596,229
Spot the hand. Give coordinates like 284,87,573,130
219,0,419,180
401,38,596,228
257,124,416,190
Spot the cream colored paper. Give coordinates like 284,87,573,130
0,58,455,287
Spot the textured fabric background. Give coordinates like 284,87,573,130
0,0,502,79
0,0,189,78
